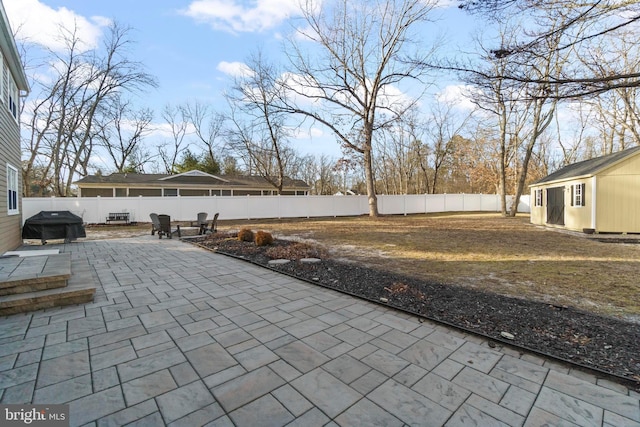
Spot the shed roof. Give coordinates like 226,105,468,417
533,146,640,186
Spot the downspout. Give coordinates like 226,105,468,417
591,176,597,230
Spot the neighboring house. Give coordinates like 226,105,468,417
74,170,310,197
530,146,640,233
0,3,29,254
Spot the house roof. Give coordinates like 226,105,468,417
533,146,640,186
74,171,309,189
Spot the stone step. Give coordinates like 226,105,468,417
0,277,68,296
0,253,96,316
0,253,71,296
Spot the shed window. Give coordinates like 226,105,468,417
7,164,19,215
534,189,543,207
571,183,585,207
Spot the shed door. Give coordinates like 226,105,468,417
546,186,565,225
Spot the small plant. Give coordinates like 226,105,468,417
237,228,254,242
255,230,274,246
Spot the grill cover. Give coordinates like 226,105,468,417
22,211,86,243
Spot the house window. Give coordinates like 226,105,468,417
571,183,585,207
7,164,19,215
1,59,18,122
2,61,7,107
534,189,543,206
8,77,17,120
163,188,178,196
0,51,4,102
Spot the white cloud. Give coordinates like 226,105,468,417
289,125,324,140
437,84,477,110
5,0,109,51
180,0,306,33
434,0,457,8
216,61,255,78
377,83,415,111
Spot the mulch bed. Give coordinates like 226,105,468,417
190,233,640,389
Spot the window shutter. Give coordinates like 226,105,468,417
581,183,586,206
570,185,574,206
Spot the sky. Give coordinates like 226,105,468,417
5,0,482,169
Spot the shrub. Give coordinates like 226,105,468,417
255,230,274,246
237,228,254,242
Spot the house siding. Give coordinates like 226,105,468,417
0,92,22,253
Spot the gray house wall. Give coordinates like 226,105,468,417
0,4,29,254
0,84,22,253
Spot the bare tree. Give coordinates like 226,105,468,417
375,109,431,194
280,0,439,216
22,21,157,195
226,51,294,193
457,0,640,99
424,101,472,194
464,17,563,216
95,95,154,172
577,29,640,154
158,104,190,174
181,101,227,171
465,25,524,214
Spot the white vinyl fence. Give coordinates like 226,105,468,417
21,194,530,225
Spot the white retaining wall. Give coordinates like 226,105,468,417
21,194,531,224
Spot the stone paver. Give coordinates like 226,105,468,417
122,369,178,406
0,235,637,426
156,380,215,423
291,367,362,418
213,365,285,412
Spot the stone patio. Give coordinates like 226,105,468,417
0,235,638,426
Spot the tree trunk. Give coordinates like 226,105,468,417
509,101,555,217
363,147,379,216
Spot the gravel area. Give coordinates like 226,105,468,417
190,233,640,388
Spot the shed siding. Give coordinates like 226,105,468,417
0,95,22,253
596,175,640,233
530,187,545,226
531,179,592,231
563,179,592,231
599,153,640,177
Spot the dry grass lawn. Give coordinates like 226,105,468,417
220,213,640,321
87,213,640,320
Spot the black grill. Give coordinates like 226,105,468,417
22,211,86,244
